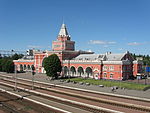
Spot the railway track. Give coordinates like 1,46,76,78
0,81,124,113
0,73,150,103
0,87,70,113
0,73,150,113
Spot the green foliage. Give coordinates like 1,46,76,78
11,53,24,60
0,59,2,71
43,54,62,79
0,54,2,59
1,59,8,72
131,53,150,66
5,60,14,73
0,53,23,73
0,59,14,73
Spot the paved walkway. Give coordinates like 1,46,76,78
7,72,150,99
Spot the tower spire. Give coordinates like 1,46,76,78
58,23,69,36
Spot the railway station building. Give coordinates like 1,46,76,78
14,23,143,80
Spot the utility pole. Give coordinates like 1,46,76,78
68,58,70,79
145,64,148,85
14,65,17,91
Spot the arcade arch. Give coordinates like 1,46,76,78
70,66,76,76
77,67,84,77
27,65,31,70
24,64,26,70
85,67,93,78
64,66,69,76
20,64,23,71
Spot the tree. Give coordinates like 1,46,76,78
5,60,14,73
43,54,62,79
0,54,2,59
0,59,2,71
1,59,14,73
12,53,24,60
1,59,8,72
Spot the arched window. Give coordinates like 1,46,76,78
77,67,84,76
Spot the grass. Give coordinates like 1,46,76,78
67,78,150,91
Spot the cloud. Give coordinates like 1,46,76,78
27,45,41,49
127,42,142,46
89,40,116,45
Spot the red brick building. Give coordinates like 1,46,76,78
14,23,143,80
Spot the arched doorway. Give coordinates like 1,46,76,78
20,64,23,72
77,67,84,77
27,65,31,70
70,66,76,76
64,66,69,76
24,64,26,71
85,67,93,78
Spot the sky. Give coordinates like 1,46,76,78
0,0,150,55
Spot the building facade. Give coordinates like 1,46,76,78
14,23,143,80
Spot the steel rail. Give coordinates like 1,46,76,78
0,78,150,112
0,82,124,113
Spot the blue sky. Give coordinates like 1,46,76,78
0,0,150,55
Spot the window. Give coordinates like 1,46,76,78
109,66,114,71
103,66,107,70
110,73,113,78
54,45,61,48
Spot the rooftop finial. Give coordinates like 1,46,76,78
62,17,65,25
